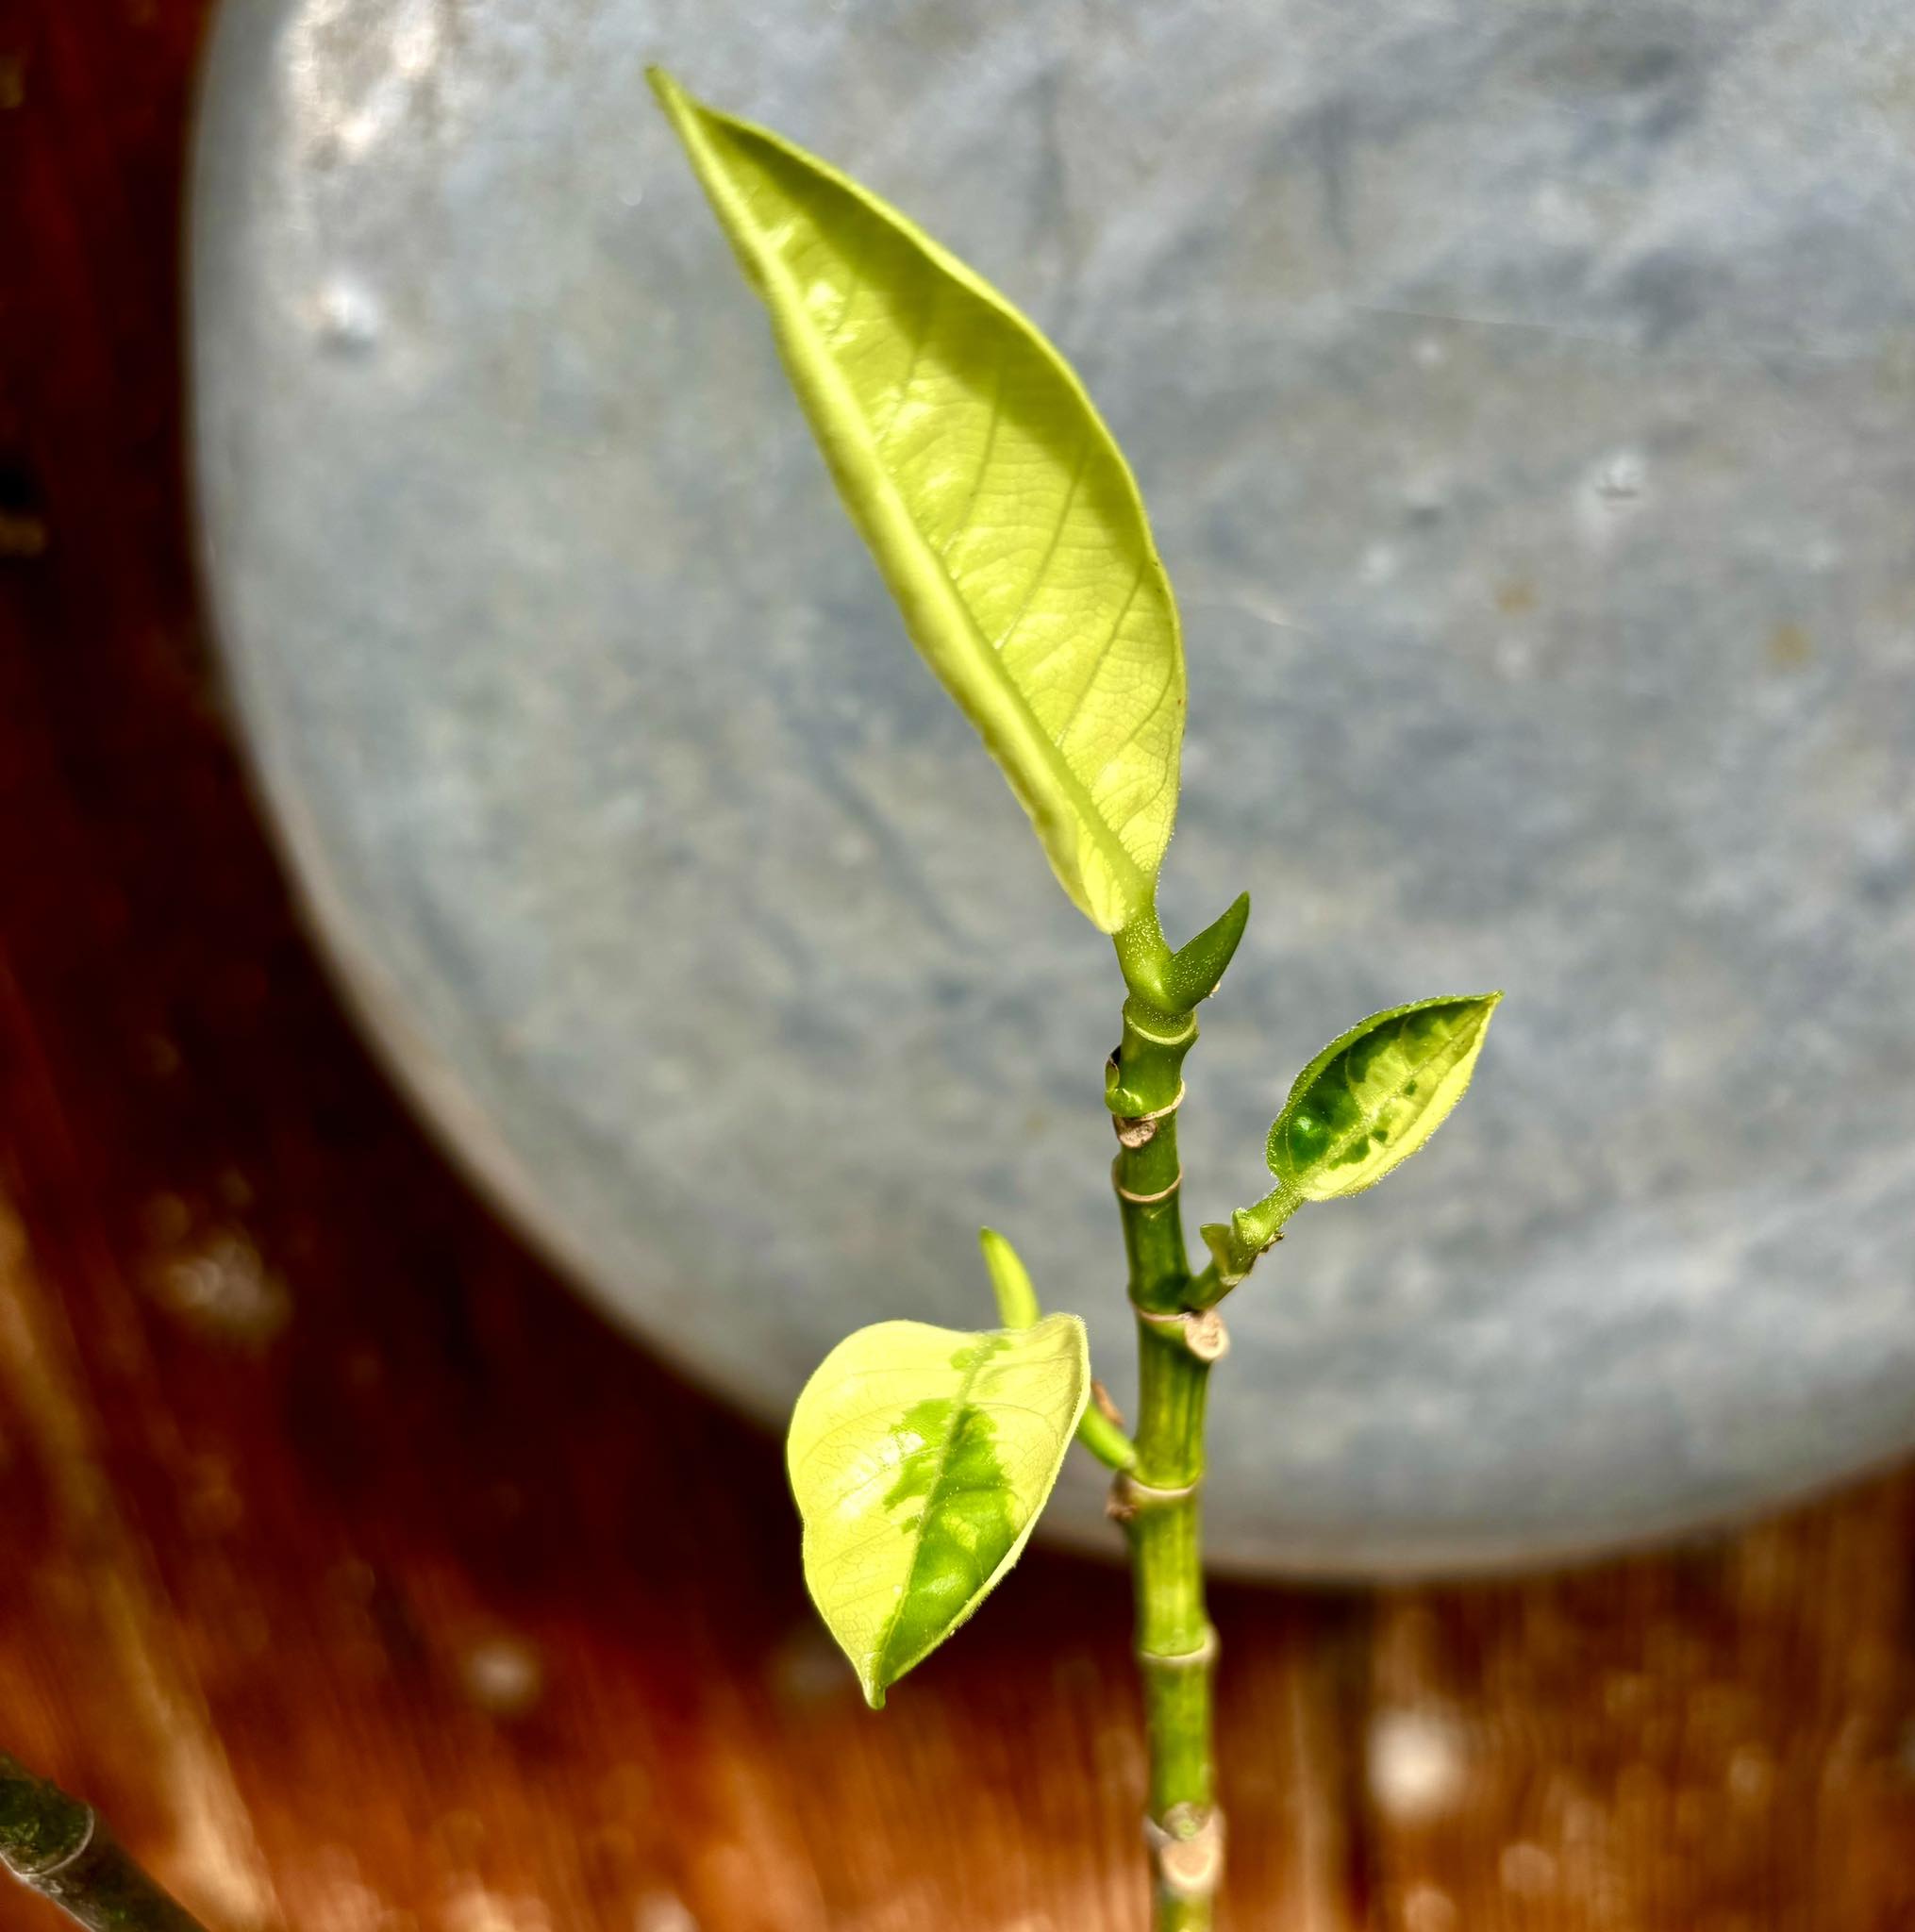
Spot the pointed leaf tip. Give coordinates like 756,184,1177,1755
787,1315,1090,1706
651,77,1184,933
645,66,692,123
977,1227,1041,1329
1166,891,1251,1008
1266,992,1500,1203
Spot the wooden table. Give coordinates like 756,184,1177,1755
2,4,1911,1924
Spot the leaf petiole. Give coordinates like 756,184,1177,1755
979,1228,1136,1472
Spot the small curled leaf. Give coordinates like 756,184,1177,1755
1267,993,1501,1202
977,1226,1041,1329
1164,891,1251,1010
787,1314,1090,1707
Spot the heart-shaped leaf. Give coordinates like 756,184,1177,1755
786,1313,1090,1707
651,71,1185,933
1268,993,1501,1202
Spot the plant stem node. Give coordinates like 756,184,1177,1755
1113,1162,1183,1205
1145,1805,1225,1902
1110,1079,1187,1148
1139,1625,1220,1671
1108,1471,1202,1522
1183,1309,1229,1362
1130,1303,1229,1362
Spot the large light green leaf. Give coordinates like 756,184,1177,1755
786,1312,1090,1707
1267,993,1501,1202
651,70,1185,933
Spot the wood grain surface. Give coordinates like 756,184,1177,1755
2,3,1912,1925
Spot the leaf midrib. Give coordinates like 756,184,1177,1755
772,235,1142,899
873,1335,1010,1679
1318,1023,1470,1174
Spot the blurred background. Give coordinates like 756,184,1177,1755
3,1,1914,1927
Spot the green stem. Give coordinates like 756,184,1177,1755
1107,976,1224,1930
0,1755,208,1932
1075,1397,1141,1474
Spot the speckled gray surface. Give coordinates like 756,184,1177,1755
191,0,1915,1574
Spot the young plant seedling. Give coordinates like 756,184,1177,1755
652,70,1499,1930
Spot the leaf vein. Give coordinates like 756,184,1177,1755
990,435,1091,658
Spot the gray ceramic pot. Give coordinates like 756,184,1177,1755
192,0,1915,1574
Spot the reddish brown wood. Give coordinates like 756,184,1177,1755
0,3,1910,1926
1366,1487,1915,1932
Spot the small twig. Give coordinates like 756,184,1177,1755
0,1752,209,1931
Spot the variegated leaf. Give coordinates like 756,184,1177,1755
786,1313,1090,1707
